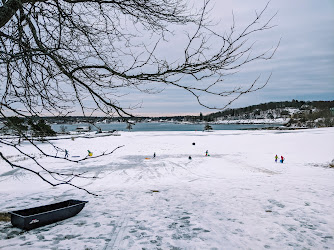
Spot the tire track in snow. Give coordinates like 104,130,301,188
103,191,137,250
223,155,279,175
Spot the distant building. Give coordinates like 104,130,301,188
330,107,334,115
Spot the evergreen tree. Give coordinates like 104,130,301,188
28,119,56,139
204,123,213,131
199,112,203,121
2,117,28,142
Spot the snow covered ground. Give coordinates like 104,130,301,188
0,128,333,249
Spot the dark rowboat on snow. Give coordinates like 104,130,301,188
9,199,88,230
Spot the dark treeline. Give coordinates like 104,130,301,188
0,116,106,123
1,100,333,123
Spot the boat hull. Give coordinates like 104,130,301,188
9,199,88,230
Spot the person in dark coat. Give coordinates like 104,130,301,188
280,155,285,163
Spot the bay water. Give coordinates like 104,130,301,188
51,122,282,132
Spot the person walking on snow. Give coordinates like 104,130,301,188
205,150,208,156
275,154,278,163
153,152,156,158
65,149,69,158
280,155,285,163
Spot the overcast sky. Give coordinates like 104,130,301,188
122,0,334,116
4,0,332,117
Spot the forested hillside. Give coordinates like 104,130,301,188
205,100,334,127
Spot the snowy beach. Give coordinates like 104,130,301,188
0,128,334,249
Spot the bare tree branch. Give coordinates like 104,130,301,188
0,0,279,193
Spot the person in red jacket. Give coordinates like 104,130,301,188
280,155,285,163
